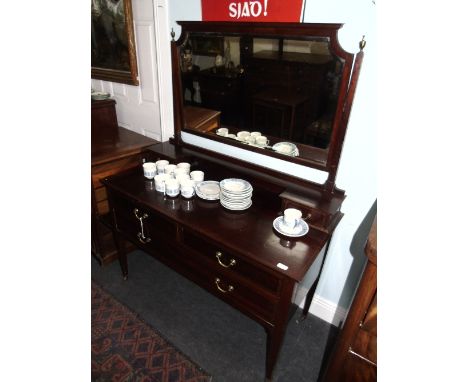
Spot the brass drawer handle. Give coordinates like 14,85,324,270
215,278,234,293
133,208,151,244
215,251,236,268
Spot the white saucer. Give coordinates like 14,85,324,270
273,216,309,238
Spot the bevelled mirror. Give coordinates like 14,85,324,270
171,22,364,192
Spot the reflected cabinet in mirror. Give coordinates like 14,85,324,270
171,22,364,192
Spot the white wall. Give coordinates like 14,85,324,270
92,0,162,141
162,0,377,324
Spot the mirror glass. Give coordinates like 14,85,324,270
179,32,345,164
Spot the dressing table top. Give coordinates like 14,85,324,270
104,166,329,282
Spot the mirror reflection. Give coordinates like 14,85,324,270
179,33,345,156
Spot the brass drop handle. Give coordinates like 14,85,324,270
133,208,151,244
215,251,236,268
215,278,234,293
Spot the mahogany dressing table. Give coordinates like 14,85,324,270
103,22,364,381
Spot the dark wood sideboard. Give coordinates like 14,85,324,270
322,216,377,381
91,99,158,265
102,141,345,381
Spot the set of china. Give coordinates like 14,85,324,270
215,128,299,156
143,161,308,237
143,160,203,199
216,128,270,147
220,178,253,211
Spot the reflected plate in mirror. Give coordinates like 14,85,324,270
272,142,299,157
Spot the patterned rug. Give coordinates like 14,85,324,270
92,281,212,382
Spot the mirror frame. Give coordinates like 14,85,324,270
171,22,364,194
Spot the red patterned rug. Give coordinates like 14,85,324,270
92,281,212,382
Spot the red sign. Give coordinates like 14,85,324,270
201,0,304,22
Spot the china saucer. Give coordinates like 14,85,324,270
273,216,309,238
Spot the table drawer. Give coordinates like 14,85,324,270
111,192,177,250
176,249,277,322
181,229,281,296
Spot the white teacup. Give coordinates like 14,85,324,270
250,131,262,138
283,208,302,230
175,173,190,183
174,167,188,178
216,127,229,136
190,170,204,184
177,162,191,174
154,173,171,193
164,178,180,197
180,179,195,199
245,135,256,144
156,159,169,175
143,162,157,179
236,131,250,141
255,136,269,146
164,164,177,177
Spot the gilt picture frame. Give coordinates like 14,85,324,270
91,0,139,85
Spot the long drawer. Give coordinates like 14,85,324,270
174,248,278,323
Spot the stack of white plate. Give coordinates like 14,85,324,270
195,181,220,200
220,178,253,211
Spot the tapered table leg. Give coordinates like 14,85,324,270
265,278,296,381
300,238,332,320
113,231,128,280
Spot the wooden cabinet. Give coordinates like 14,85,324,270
91,99,158,265
184,105,220,133
322,217,377,382
103,141,345,381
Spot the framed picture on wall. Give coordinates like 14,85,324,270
91,0,139,85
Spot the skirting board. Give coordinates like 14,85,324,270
296,287,347,327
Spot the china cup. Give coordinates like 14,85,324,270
177,162,191,174
175,173,190,183
142,162,157,179
236,131,250,141
283,208,302,230
190,170,204,184
164,178,180,197
174,167,188,178
250,131,262,138
164,164,177,177
255,135,269,146
154,173,171,193
245,135,256,144
216,127,229,136
180,179,195,199
156,159,169,174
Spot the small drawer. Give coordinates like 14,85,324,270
111,192,177,249
181,229,281,295
281,199,328,230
